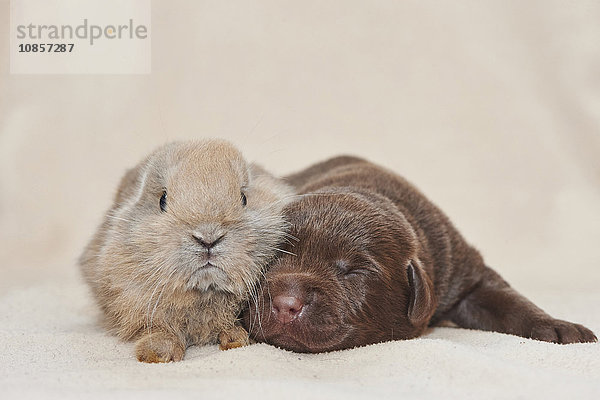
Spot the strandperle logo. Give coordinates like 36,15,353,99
16,19,148,45
11,0,151,74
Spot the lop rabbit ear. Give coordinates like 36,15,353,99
114,163,146,206
248,163,295,207
407,259,437,327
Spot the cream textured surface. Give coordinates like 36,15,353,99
1,1,599,399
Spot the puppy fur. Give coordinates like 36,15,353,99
242,156,597,352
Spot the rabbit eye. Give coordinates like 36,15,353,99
241,191,247,207
160,190,167,212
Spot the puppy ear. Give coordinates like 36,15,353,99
407,260,436,327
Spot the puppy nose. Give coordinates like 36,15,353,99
192,233,225,249
272,295,304,324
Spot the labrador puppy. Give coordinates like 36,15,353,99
242,156,597,352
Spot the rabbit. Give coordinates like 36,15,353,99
79,139,294,362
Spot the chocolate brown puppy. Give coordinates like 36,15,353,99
242,156,597,352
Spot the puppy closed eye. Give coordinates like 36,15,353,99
335,260,368,278
345,270,365,278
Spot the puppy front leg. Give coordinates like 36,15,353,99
446,267,596,344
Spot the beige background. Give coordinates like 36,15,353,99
1,1,599,398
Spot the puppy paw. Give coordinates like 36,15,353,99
529,319,597,344
219,326,250,350
135,332,185,363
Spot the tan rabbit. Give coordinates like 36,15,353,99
79,139,294,362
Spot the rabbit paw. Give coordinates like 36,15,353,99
219,326,250,350
135,332,185,363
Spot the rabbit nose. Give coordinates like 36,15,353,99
272,295,304,324
192,233,225,249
